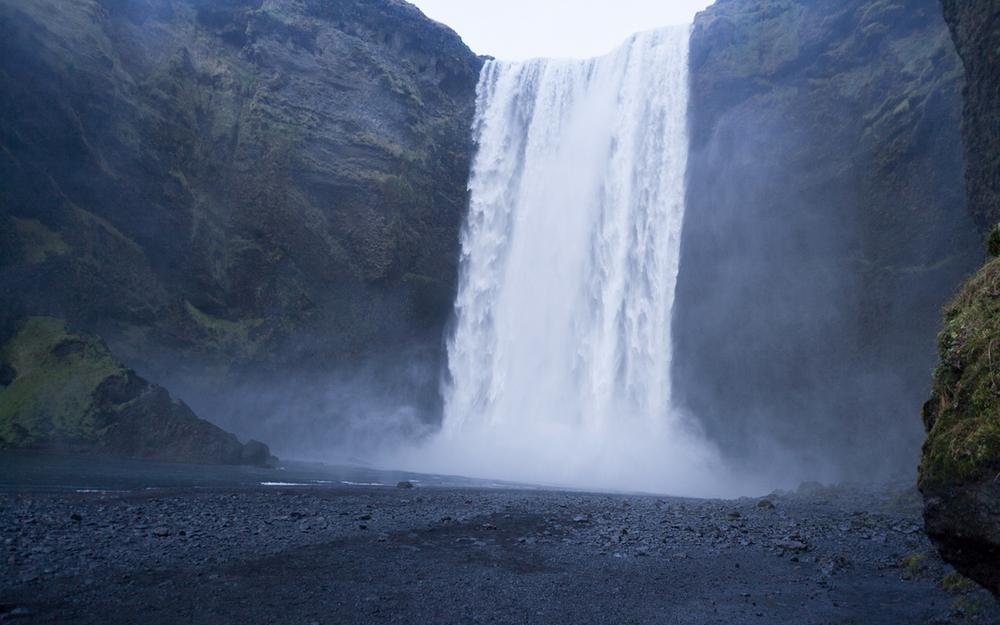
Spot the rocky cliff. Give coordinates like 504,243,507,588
919,0,1000,596
0,0,482,454
674,0,982,481
0,317,272,465
940,0,1000,232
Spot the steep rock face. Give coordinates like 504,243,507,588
941,0,1000,231
920,0,1000,596
0,0,482,450
674,0,981,480
0,317,272,465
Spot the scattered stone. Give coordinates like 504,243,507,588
774,540,808,552
6,606,33,619
757,500,775,510
820,555,850,576
152,527,170,538
70,513,83,522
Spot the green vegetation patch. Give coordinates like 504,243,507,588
901,551,929,577
12,218,70,264
940,570,980,594
0,317,125,447
921,259,1000,486
184,302,267,358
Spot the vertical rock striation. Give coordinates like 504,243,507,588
675,0,981,481
940,0,1000,231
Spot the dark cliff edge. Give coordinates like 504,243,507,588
0,0,482,458
919,0,1000,596
675,0,981,482
0,317,273,465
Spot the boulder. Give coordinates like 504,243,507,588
921,259,1000,595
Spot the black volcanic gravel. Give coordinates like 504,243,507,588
2,478,998,624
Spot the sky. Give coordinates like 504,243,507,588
409,0,714,61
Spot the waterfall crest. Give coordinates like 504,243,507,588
402,27,742,496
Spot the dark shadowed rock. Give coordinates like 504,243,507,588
241,440,273,467
940,0,1000,232
0,363,14,389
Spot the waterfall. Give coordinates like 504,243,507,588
400,26,741,496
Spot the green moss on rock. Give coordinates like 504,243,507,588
0,317,124,447
988,225,1000,258
11,218,70,264
0,317,272,465
921,259,1000,487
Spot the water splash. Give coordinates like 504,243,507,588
396,27,751,497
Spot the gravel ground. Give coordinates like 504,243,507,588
1,474,998,625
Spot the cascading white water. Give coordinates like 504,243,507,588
448,26,690,435
396,26,744,497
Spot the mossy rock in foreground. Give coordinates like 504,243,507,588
920,259,1000,596
0,317,272,466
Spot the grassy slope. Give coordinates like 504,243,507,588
0,317,124,447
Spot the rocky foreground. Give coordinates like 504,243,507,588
1,477,997,624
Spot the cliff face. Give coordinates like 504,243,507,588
919,0,1000,596
940,0,1000,232
674,0,981,481
0,0,482,451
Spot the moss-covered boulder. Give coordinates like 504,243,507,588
0,317,271,465
920,259,1000,595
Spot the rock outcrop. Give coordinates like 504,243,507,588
0,0,482,449
919,0,1000,597
940,0,1000,231
0,317,272,465
674,0,982,480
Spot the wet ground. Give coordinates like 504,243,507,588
0,452,997,624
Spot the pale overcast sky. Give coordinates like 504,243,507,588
410,0,714,61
